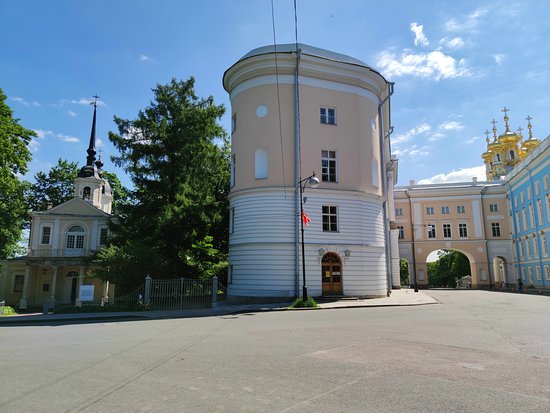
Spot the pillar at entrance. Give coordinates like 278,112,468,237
49,266,58,306
75,267,84,307
19,267,31,309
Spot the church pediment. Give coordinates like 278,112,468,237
35,197,113,218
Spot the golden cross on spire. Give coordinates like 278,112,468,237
490,119,498,139
501,107,510,132
526,115,533,140
484,129,491,142
92,94,100,108
517,126,523,135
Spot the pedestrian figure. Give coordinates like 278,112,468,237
517,278,523,293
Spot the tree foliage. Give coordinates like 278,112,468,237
427,250,470,287
26,158,78,212
94,78,229,290
0,88,34,258
399,259,410,286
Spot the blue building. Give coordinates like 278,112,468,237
506,136,550,289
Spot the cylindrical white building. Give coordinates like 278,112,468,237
223,44,397,301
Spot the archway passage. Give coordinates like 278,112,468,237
427,249,472,288
321,253,342,295
492,256,508,288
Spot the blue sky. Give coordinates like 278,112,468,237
2,0,549,188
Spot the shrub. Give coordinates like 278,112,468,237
291,297,318,308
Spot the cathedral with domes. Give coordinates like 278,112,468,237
482,108,541,181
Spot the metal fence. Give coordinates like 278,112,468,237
149,278,213,309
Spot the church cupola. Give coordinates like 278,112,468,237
74,96,113,214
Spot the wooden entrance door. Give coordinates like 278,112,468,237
321,253,342,295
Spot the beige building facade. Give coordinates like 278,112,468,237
394,180,513,288
224,44,398,299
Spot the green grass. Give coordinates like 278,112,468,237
1,306,17,316
291,297,318,308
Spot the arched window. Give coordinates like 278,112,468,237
254,149,268,179
66,225,85,249
83,186,91,201
496,153,501,162
509,150,515,160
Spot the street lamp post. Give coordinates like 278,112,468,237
299,172,320,301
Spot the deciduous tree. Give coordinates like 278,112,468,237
0,88,34,258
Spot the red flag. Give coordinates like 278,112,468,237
302,211,311,226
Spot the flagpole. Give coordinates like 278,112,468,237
299,172,320,301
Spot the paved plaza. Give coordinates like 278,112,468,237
0,290,548,412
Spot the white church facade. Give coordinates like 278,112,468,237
0,102,115,309
223,44,399,300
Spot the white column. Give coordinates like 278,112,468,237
19,267,31,309
390,228,401,288
101,281,110,306
49,266,58,305
76,266,84,307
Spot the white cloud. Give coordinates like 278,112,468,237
440,36,465,50
428,132,445,141
393,123,431,145
28,139,41,152
410,22,429,47
57,133,80,143
376,49,471,80
493,54,506,65
393,144,430,157
466,136,481,144
417,165,486,184
10,96,40,106
67,110,77,117
139,54,154,62
70,98,106,106
96,138,104,148
445,8,488,32
34,129,54,139
438,121,464,131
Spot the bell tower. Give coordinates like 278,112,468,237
74,95,113,213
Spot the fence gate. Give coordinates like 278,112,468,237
148,278,214,309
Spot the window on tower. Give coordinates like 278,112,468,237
321,150,337,182
320,108,336,125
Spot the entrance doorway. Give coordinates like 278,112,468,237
321,253,342,295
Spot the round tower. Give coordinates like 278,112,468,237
223,44,395,301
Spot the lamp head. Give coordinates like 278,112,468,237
308,174,320,188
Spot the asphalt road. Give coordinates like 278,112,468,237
1,290,548,412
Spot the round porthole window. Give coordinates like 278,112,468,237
256,105,268,118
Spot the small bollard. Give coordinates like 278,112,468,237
43,299,50,315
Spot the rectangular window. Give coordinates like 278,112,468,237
230,207,235,234
527,187,532,200
43,283,49,292
545,265,550,280
535,182,540,196
542,232,548,256
320,107,336,125
99,228,108,246
321,150,337,182
67,235,75,249
544,175,549,190
443,224,451,238
427,224,436,239
457,205,465,214
489,203,498,212
322,205,338,232
426,207,434,215
533,236,538,257
441,206,450,214
397,226,404,239
228,265,233,284
13,275,24,293
395,208,403,216
231,113,236,134
521,192,525,204
75,235,84,249
529,205,535,229
536,266,541,280
41,226,51,244
459,223,468,238
492,223,501,237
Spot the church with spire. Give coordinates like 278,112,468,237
0,98,115,310
482,108,541,181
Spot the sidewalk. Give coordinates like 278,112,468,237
0,289,437,325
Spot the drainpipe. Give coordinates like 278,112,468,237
294,47,302,297
378,82,395,296
405,189,418,291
